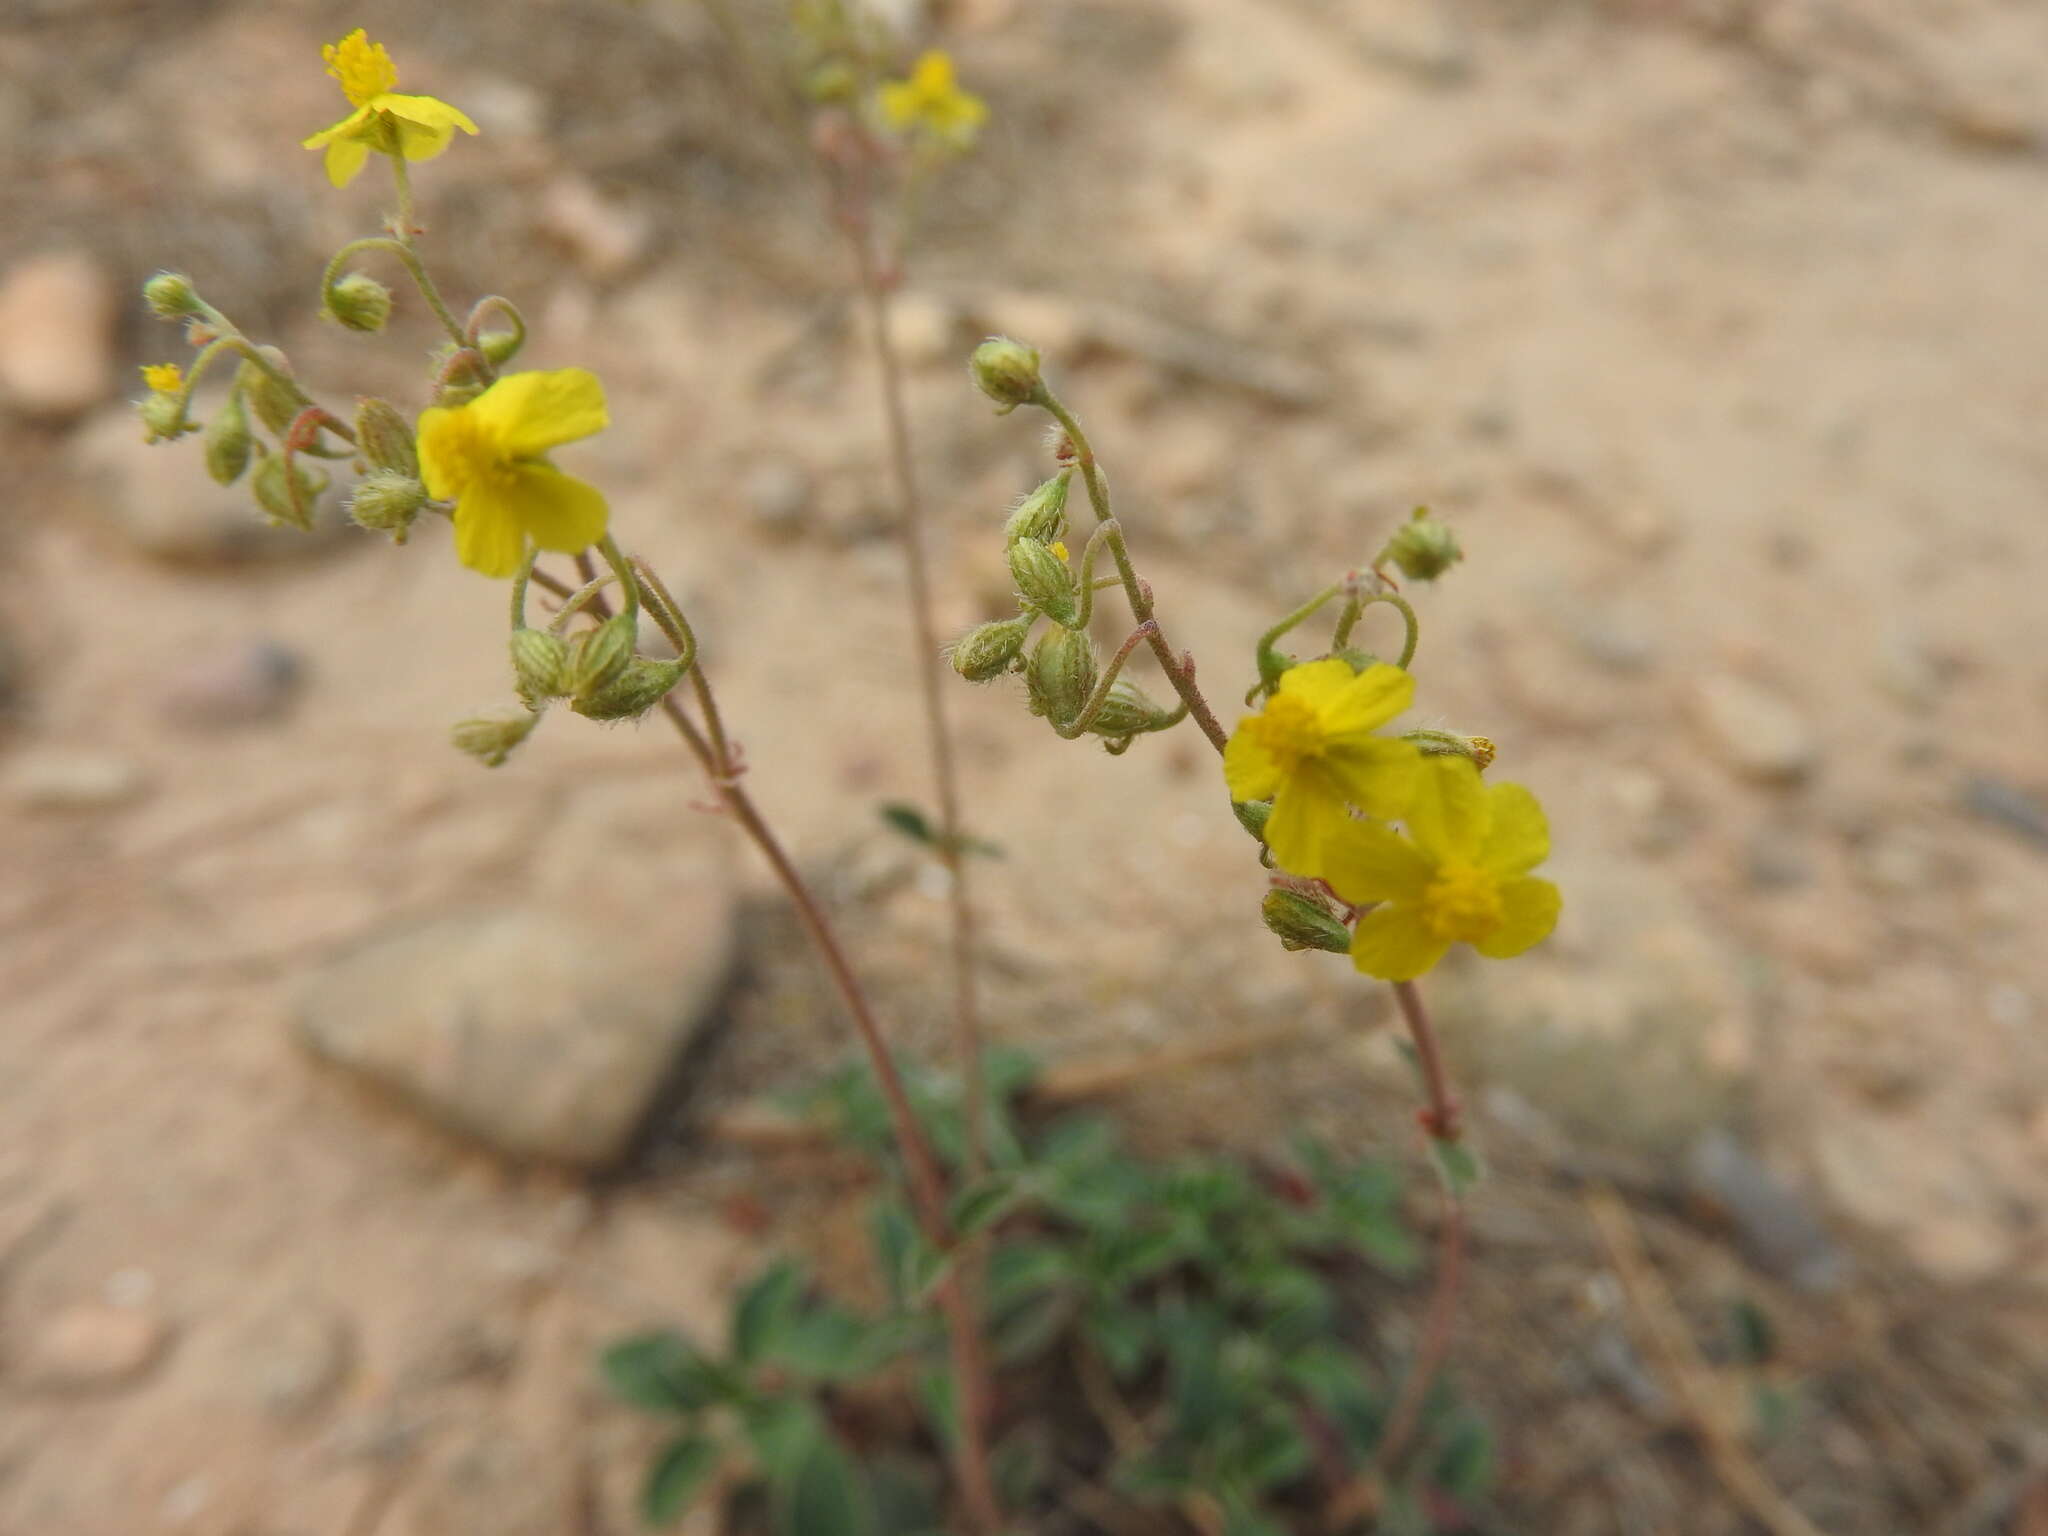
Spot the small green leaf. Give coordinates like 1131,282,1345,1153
732,1261,804,1364
1428,1137,1484,1194
641,1435,720,1526
770,1304,886,1381
742,1396,825,1484
1430,1417,1494,1500
879,801,935,844
774,1433,875,1536
948,1170,1033,1238
1085,1300,1155,1382
600,1332,727,1415
869,1196,917,1307
1729,1298,1777,1364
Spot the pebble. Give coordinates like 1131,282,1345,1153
294,901,739,1168
1683,1129,1846,1292
11,1301,171,1391
0,251,115,422
1687,672,1819,785
742,457,815,542
2,748,147,811
160,639,304,729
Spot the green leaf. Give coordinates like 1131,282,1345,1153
947,1170,1033,1238
868,1196,917,1308
742,1396,827,1484
986,1241,1074,1309
773,1433,875,1536
768,1304,876,1381
731,1261,804,1364
1085,1300,1155,1382
1428,1137,1484,1195
991,1283,1077,1366
600,1332,728,1415
641,1435,720,1526
1729,1298,1777,1364
1430,1416,1494,1500
879,801,934,844
1284,1348,1384,1456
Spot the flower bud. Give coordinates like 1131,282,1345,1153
451,709,539,767
348,469,426,539
1026,625,1096,728
137,392,192,443
569,657,686,721
477,328,522,368
239,349,310,436
325,272,394,333
949,615,1032,683
510,627,573,705
142,271,202,320
1233,799,1272,842
203,388,254,485
1002,472,1070,547
1262,888,1353,954
252,455,327,531
1405,728,1495,770
1009,537,1079,628
1379,507,1463,583
1087,679,1175,738
352,397,419,477
569,615,638,698
969,336,1042,413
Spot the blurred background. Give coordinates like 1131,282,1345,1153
4,0,2048,1530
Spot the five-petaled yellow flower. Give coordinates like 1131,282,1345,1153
1323,755,1560,981
1223,658,1422,878
302,30,478,189
140,363,184,394
879,51,988,147
417,369,611,579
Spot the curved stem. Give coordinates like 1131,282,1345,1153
1052,622,1159,739
1069,520,1120,632
1355,591,1420,671
463,294,527,356
322,233,468,350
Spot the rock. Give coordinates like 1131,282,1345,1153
10,1301,171,1391
160,639,303,729
1683,1129,1847,1292
1688,673,1819,785
2,748,147,811
294,902,738,1168
539,175,650,280
742,458,814,542
0,251,115,421
70,404,341,564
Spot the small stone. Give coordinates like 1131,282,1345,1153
294,901,738,1168
1688,673,1819,785
11,1301,171,1391
743,458,814,541
0,251,115,421
160,639,304,729
1683,1129,1846,1292
2,749,147,811
540,175,650,280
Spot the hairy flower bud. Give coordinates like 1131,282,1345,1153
569,615,637,698
451,709,539,767
1233,798,1272,842
477,329,523,368
137,392,192,444
1087,679,1175,738
969,336,1042,413
348,470,426,539
1379,507,1463,583
1262,888,1353,954
510,627,573,705
326,272,394,333
1026,625,1096,728
949,615,1033,683
1009,538,1079,628
142,271,202,320
569,657,686,721
239,349,311,436
353,397,419,477
1405,728,1495,770
203,389,254,485
1002,472,1070,547
252,455,327,531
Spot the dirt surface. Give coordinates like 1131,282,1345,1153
5,0,2048,1531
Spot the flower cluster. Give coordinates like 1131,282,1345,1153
302,29,477,189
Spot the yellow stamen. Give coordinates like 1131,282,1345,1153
141,362,184,394
1248,693,1325,776
1420,862,1503,943
324,30,397,108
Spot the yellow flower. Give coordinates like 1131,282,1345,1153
1050,540,1070,563
878,51,988,147
1323,755,1560,981
140,362,184,394
301,30,479,189
417,369,611,579
1223,658,1421,877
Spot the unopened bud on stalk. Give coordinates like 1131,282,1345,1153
325,272,393,333
142,271,202,319
969,336,1042,412
510,628,574,704
239,348,311,436
138,392,192,444
451,710,539,767
949,615,1033,682
203,389,254,485
570,657,686,721
1233,799,1272,842
1003,472,1070,547
1008,538,1079,628
1379,507,1463,583
252,455,326,531
1087,679,1175,738
1026,626,1097,728
570,615,638,698
348,469,426,539
353,398,419,477
1262,888,1353,954
1405,728,1495,770
477,329,522,368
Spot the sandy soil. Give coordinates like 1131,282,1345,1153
5,0,2048,1531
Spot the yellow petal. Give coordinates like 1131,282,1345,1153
1320,820,1433,907
1479,781,1550,877
452,483,528,579
1325,734,1421,820
379,93,480,136
1349,903,1450,982
474,369,610,458
1318,662,1416,738
1404,754,1486,861
1262,777,1349,878
324,137,372,188
301,108,368,150
1223,724,1281,803
1473,877,1561,959
509,464,608,555
1271,657,1361,715
414,406,467,500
